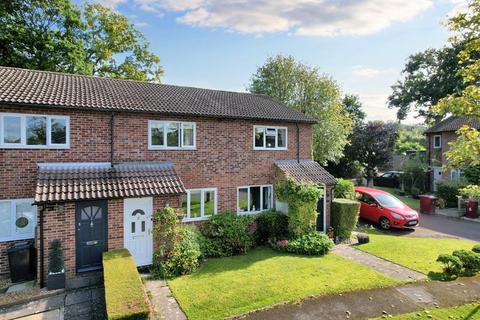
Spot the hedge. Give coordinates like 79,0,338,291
331,199,360,240
103,249,149,320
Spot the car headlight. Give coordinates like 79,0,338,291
391,212,405,220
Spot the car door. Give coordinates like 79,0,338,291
357,192,383,222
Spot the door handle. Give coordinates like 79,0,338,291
86,240,99,246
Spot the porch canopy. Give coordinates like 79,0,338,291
34,161,185,204
274,160,336,186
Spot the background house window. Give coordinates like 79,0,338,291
0,199,35,242
149,120,196,149
253,126,287,150
182,188,217,221
433,135,441,149
0,113,69,148
237,185,273,214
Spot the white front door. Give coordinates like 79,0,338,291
124,197,153,266
433,166,442,192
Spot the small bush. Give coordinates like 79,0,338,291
436,178,468,207
437,254,463,276
255,210,289,244
331,199,360,240
356,233,370,244
196,231,223,258
452,250,480,275
472,244,480,254
200,213,255,256
334,178,355,199
103,249,149,320
274,232,334,256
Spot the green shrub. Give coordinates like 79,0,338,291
103,249,149,320
152,206,178,263
274,232,334,256
331,199,360,240
472,244,480,254
452,250,480,275
437,254,463,276
459,185,480,201
255,210,289,244
436,178,468,207
334,178,355,199
200,213,254,256
48,240,64,273
196,231,223,258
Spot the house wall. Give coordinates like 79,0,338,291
426,131,459,189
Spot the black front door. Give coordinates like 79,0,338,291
76,201,108,272
316,197,325,232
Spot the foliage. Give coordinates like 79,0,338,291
436,178,469,207
200,213,255,257
394,125,427,154
103,249,149,320
0,0,162,81
452,249,480,275
249,55,354,164
152,206,178,264
48,240,64,273
472,244,480,254
342,94,366,126
459,184,480,200
195,231,223,258
273,232,334,256
436,254,463,276
350,121,399,184
330,199,360,240
168,247,400,320
159,226,201,277
275,177,323,238
334,178,355,199
431,0,480,168
401,153,429,194
254,210,289,244
463,165,480,184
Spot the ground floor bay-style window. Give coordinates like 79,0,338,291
237,185,273,214
182,188,217,221
0,199,36,242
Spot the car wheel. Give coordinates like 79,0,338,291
379,217,391,230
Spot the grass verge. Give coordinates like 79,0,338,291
370,302,480,319
169,247,402,320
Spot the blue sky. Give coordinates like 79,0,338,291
95,0,467,123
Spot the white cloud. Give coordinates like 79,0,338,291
94,0,127,8
448,0,469,16
133,0,433,36
351,66,393,78
358,93,423,124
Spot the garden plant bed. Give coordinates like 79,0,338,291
370,302,480,319
356,232,478,274
168,247,402,320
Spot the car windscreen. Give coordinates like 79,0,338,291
375,194,404,208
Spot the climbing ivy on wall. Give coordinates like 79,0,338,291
275,177,323,238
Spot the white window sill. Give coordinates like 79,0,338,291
182,216,212,222
148,146,197,151
253,147,288,151
237,210,271,215
0,234,35,243
1,145,69,149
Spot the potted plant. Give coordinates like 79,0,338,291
459,185,480,219
48,240,65,290
326,227,335,239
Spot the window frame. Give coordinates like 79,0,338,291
0,198,36,242
433,135,441,149
182,188,217,222
253,126,288,150
148,120,196,150
237,184,273,214
0,113,70,149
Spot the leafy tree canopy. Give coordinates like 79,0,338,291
0,0,162,81
249,55,354,165
394,124,427,155
342,94,366,126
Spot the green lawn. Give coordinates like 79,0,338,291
371,302,480,319
168,247,402,320
357,232,477,274
373,186,420,209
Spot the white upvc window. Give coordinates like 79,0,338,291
0,113,70,149
237,185,273,214
451,169,462,180
182,188,217,222
148,120,196,150
433,135,441,149
0,199,36,242
253,126,287,150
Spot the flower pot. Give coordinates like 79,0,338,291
327,231,334,239
47,271,65,290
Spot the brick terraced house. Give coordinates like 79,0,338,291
0,67,336,287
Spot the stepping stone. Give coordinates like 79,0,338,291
6,281,35,293
396,287,435,304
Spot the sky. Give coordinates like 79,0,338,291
93,0,468,124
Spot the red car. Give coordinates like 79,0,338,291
354,187,419,230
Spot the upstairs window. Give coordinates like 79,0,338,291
433,135,441,149
149,120,196,149
0,113,69,148
254,126,287,150
237,185,273,214
0,199,36,242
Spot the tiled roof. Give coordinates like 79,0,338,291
425,116,480,134
0,67,316,124
35,162,185,204
275,160,337,185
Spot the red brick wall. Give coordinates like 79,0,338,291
426,131,459,189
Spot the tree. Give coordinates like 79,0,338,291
394,124,427,155
249,55,354,164
0,0,162,81
432,0,480,168
388,45,466,121
351,121,399,185
342,94,366,125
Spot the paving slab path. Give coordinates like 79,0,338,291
240,276,480,320
333,245,427,281
144,279,187,320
